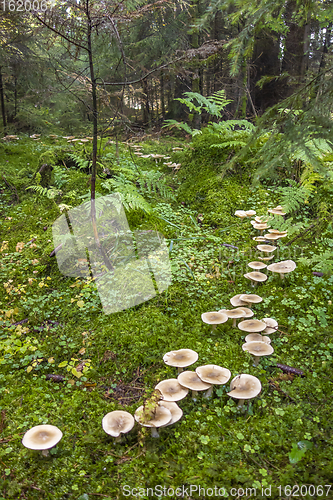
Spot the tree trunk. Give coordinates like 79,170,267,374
0,66,7,133
160,71,165,119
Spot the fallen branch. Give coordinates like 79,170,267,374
1,175,19,203
286,224,315,246
276,363,304,377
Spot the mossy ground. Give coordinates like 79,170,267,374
1,136,333,500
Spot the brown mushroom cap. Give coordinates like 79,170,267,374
238,319,267,332
257,244,277,253
235,210,248,219
239,294,263,304
102,411,135,437
248,261,267,270
22,425,63,451
227,374,261,400
196,365,231,385
155,379,189,401
201,311,228,325
244,271,268,283
245,333,271,344
230,294,248,307
134,405,172,428
177,371,212,391
158,401,183,427
262,317,279,334
267,260,296,276
242,341,274,357
163,349,198,369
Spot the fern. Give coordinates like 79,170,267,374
26,185,62,199
68,153,91,170
275,180,311,214
299,249,333,275
162,119,194,135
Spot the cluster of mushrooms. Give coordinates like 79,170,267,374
20,203,297,453
131,143,182,171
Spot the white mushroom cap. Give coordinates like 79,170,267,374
238,319,267,332
163,349,198,369
134,405,172,428
245,333,271,344
253,223,270,230
196,365,231,385
244,271,268,283
258,255,274,261
262,317,278,334
242,341,274,357
155,379,189,401
268,229,288,236
257,244,277,253
227,374,261,400
201,311,228,325
22,425,63,451
223,308,246,319
255,216,269,223
230,294,248,307
177,371,212,391
248,261,267,270
158,401,183,427
245,210,256,216
253,236,268,242
263,233,281,240
268,208,286,215
102,411,135,437
239,294,263,304
267,260,296,276
235,210,248,219
238,307,254,318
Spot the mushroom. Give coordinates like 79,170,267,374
201,311,228,330
230,294,248,307
262,317,278,334
238,307,254,318
245,210,256,217
255,216,269,223
102,411,135,442
222,308,246,327
238,319,267,333
258,255,274,261
247,261,267,270
158,401,183,427
227,374,262,407
253,236,268,242
268,229,288,237
244,271,267,287
263,233,281,241
245,333,271,344
177,371,212,401
134,404,172,438
256,244,277,254
163,349,198,373
155,379,189,402
239,294,263,305
22,425,63,456
267,260,296,279
242,341,274,366
234,210,248,220
268,207,286,216
196,365,231,398
253,223,270,233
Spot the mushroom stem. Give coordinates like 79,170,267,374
177,367,183,374
250,280,257,288
211,324,217,331
191,390,198,401
232,318,237,328
279,273,285,279
41,449,50,457
253,356,261,367
204,386,213,398
151,427,160,438
237,399,246,408
115,436,122,444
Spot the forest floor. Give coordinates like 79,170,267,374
0,134,333,500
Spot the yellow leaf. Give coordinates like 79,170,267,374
78,347,86,355
72,368,83,378
27,366,33,373
48,357,55,364
68,379,75,385
32,361,37,367
77,300,84,308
